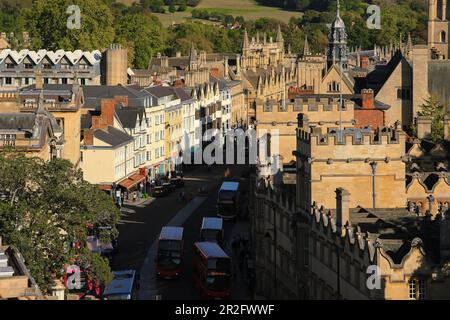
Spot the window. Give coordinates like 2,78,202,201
303,232,309,267
441,31,446,43
409,278,426,300
155,115,160,125
43,63,51,69
328,81,340,92
80,151,83,162
6,63,15,69
147,134,151,144
61,78,68,84
147,151,151,161
5,77,12,85
24,63,33,69
44,78,49,84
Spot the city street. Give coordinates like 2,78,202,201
111,163,252,300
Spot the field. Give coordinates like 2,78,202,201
117,0,303,27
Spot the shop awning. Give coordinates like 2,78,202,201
118,173,146,190
97,184,112,191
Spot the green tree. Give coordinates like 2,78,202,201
0,154,119,293
23,0,115,51
169,3,176,13
115,11,166,69
418,96,450,143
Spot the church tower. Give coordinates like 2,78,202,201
327,0,348,69
428,0,450,59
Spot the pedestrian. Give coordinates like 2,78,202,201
133,192,137,202
124,190,128,201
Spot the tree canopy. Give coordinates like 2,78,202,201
418,96,450,143
0,153,120,293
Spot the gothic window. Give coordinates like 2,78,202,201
441,31,446,43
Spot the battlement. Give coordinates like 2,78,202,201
296,127,405,146
258,98,354,113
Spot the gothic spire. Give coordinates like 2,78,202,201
276,25,283,43
243,29,249,51
327,0,348,68
303,34,310,56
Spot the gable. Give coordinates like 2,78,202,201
321,66,354,94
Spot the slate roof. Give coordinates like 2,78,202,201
115,107,143,129
93,126,133,147
365,50,405,94
0,113,36,130
143,85,175,99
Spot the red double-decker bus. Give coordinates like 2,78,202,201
193,242,231,299
156,226,184,279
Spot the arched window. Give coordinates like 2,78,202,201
441,31,446,43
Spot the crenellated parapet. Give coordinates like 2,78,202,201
297,127,405,147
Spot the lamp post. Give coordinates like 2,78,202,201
264,203,277,298
370,161,377,209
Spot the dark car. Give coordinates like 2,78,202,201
152,186,167,197
170,177,185,188
162,182,176,193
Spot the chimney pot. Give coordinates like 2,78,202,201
361,89,375,109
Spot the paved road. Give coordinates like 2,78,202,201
111,164,252,300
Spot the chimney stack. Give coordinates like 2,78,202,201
361,89,375,109
100,98,116,127
335,188,350,228
417,115,433,140
360,55,369,69
35,69,43,90
83,129,94,146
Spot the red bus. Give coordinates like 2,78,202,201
156,226,184,279
193,242,231,299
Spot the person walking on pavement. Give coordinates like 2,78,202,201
133,192,137,202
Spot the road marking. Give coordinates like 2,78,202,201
137,196,208,300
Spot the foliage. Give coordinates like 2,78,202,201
23,0,115,51
418,95,450,143
0,154,120,294
115,11,167,69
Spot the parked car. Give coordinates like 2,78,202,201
152,186,167,197
170,177,185,188
162,182,176,193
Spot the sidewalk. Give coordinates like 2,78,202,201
224,219,253,300
123,196,154,207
